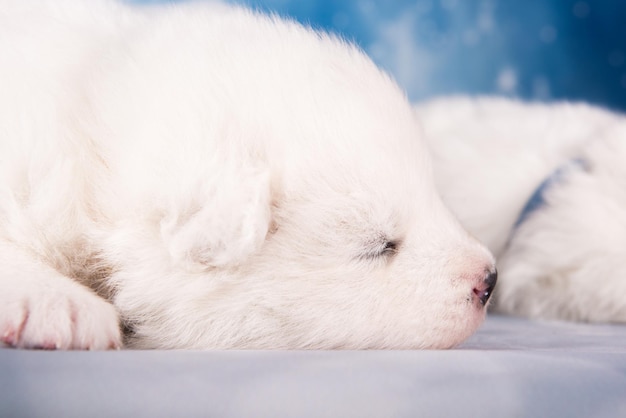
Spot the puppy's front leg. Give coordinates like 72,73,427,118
0,240,121,350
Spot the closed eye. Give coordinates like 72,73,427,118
361,239,399,260
380,240,398,255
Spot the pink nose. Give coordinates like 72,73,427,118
473,270,497,306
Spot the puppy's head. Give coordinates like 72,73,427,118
106,6,496,349
160,34,494,350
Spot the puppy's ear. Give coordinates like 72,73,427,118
160,162,273,270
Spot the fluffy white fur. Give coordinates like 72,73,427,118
0,0,496,350
418,97,626,323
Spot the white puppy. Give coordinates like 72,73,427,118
0,0,496,350
418,97,626,323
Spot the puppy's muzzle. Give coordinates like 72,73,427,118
474,270,497,306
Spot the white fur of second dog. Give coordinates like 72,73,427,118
0,0,496,350
418,97,626,323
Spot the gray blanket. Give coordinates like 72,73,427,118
2,315,626,418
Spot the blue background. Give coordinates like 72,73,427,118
132,0,626,112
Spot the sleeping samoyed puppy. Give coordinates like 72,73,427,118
418,97,626,323
0,1,496,350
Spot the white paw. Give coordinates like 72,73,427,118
0,285,121,350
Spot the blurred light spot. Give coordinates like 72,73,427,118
477,0,496,33
441,0,458,11
478,12,494,32
414,0,434,15
366,14,436,98
539,25,557,43
497,67,517,93
357,1,375,16
463,29,479,46
609,50,625,67
532,76,551,99
572,1,590,19
332,12,350,29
